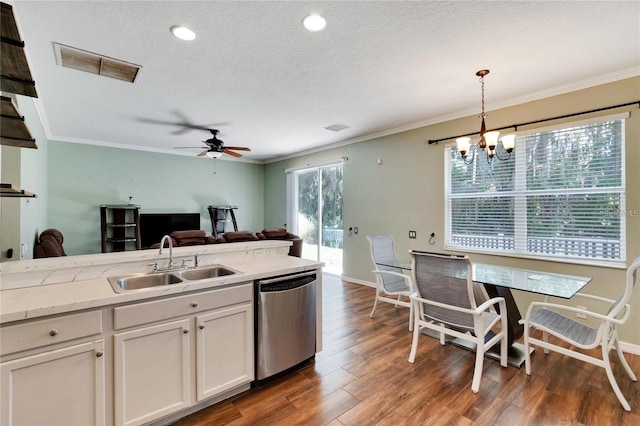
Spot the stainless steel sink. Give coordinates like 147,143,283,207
175,266,237,281
108,265,238,293
109,273,183,292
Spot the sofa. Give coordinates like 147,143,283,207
256,228,303,257
151,228,302,257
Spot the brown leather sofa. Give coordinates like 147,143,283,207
150,230,216,249
150,228,302,257
256,228,303,257
217,230,259,243
34,229,67,258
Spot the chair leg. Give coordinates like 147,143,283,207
499,330,507,368
408,302,414,332
523,325,532,375
602,341,631,411
471,342,484,393
542,331,549,355
394,294,402,309
614,336,638,381
408,323,420,363
369,293,379,318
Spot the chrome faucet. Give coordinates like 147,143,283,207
159,235,174,269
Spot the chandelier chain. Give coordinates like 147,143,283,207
479,73,486,119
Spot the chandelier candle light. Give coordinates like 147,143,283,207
456,69,515,163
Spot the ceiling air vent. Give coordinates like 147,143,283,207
324,123,350,132
53,43,141,83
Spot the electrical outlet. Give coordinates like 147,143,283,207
576,305,587,319
409,230,417,239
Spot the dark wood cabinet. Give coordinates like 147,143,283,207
100,205,141,252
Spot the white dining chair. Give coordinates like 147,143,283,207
367,234,413,331
521,256,640,411
407,251,508,393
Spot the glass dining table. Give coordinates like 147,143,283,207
375,257,592,367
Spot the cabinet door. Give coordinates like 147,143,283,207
0,340,105,426
195,303,253,401
113,319,190,426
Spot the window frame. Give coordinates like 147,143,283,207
444,112,628,268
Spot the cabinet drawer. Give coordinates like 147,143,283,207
113,283,252,330
1,311,103,356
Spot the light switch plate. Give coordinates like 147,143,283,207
409,231,416,239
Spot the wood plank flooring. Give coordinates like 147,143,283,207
173,274,640,425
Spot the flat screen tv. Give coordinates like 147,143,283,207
140,213,201,249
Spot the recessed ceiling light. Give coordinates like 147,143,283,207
302,14,326,32
170,26,196,41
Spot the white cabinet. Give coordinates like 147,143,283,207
196,303,253,401
0,340,105,426
113,319,191,426
0,310,105,426
112,282,253,425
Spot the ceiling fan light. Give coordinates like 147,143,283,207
302,14,326,32
206,151,223,159
170,26,196,41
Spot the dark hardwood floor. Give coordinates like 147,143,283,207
173,274,640,425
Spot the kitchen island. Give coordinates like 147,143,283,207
0,240,323,426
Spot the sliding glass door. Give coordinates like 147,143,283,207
292,163,343,275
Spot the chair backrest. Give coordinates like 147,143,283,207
367,234,403,287
410,250,476,330
607,256,640,319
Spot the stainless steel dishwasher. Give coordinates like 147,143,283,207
255,270,317,380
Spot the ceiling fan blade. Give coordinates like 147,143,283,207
223,146,251,151
223,149,242,158
173,146,207,149
172,123,229,135
197,150,209,157
137,116,228,132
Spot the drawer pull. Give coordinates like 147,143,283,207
96,351,104,358
49,329,58,337
199,324,205,330
183,329,189,334
191,302,198,308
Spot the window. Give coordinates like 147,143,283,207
445,114,627,266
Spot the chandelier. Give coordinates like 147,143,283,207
456,69,515,164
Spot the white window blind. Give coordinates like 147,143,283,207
445,115,626,265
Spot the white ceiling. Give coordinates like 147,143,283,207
10,1,640,163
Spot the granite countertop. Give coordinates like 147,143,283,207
1,243,322,324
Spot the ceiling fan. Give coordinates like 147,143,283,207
174,129,250,158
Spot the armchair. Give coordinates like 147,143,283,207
34,229,67,258
407,251,508,393
521,256,640,411
367,234,413,331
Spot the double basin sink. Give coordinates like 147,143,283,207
108,265,238,293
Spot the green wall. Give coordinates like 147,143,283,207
48,141,265,255
0,95,48,261
262,159,287,229
18,96,49,252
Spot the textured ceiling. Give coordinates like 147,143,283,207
10,1,640,162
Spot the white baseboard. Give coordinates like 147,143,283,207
619,341,640,355
340,276,640,355
341,275,375,288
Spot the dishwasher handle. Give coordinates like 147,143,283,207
258,271,316,292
